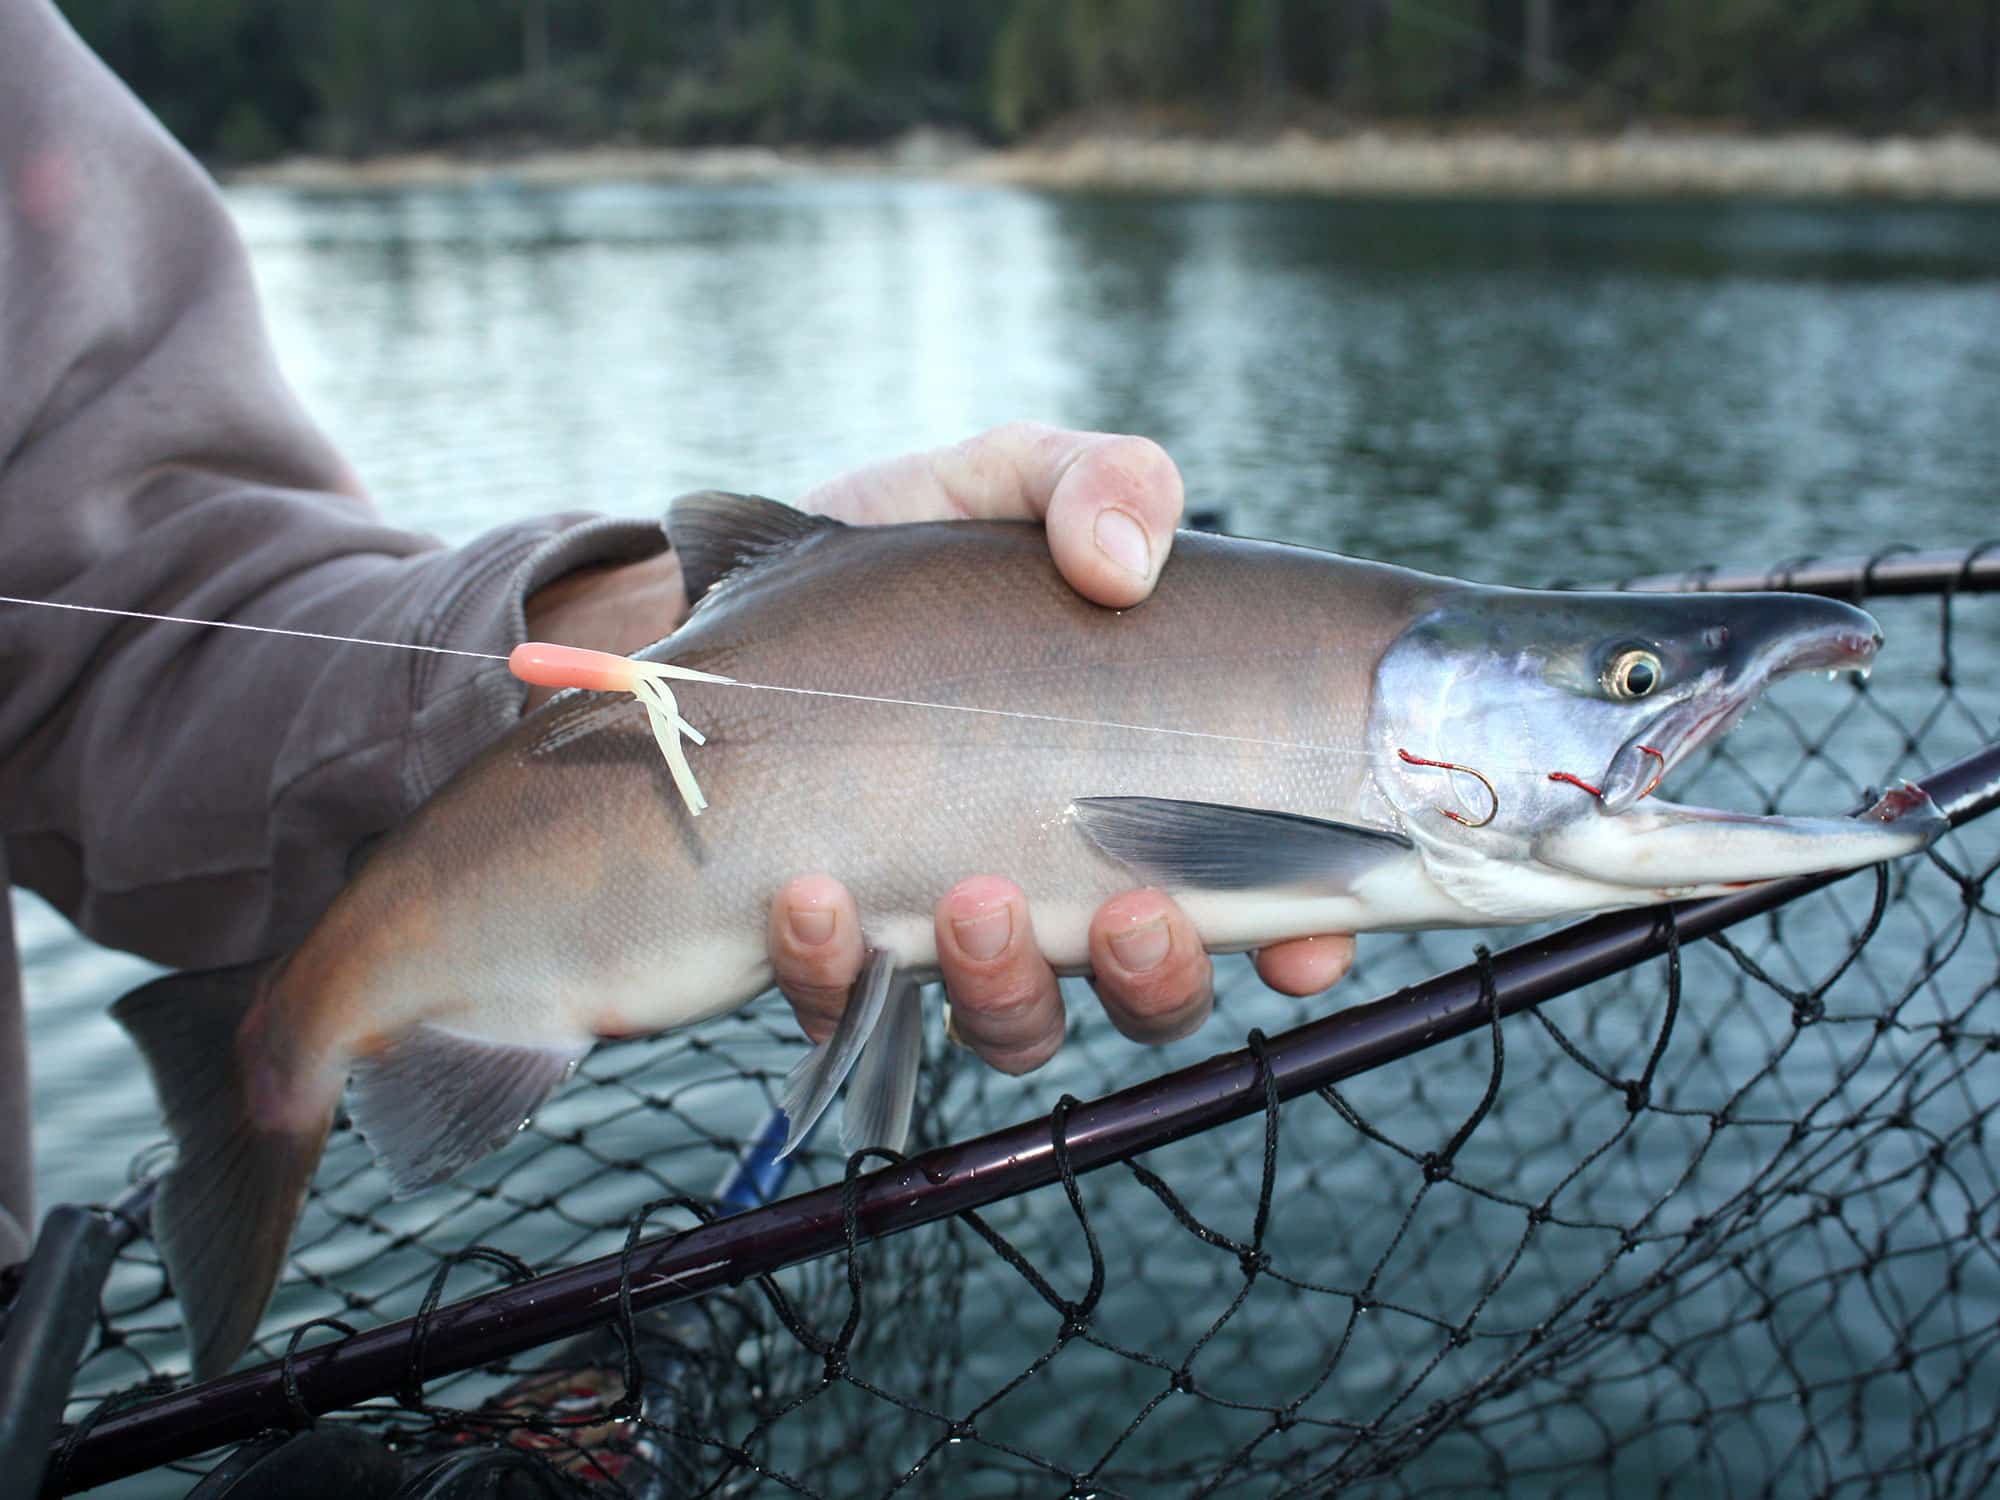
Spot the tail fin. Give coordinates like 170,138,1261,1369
113,963,336,1381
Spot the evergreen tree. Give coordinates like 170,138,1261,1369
52,0,2000,163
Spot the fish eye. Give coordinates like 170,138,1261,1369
1605,648,1663,701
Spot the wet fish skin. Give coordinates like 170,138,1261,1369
115,498,1946,1379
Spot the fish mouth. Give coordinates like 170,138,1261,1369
1598,614,1882,814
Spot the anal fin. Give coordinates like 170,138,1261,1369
348,1025,590,1197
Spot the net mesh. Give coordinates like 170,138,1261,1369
31,554,2000,1498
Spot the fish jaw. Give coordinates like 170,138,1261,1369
1368,585,1936,920
1547,600,1940,893
1533,782,1947,895
1599,606,1883,812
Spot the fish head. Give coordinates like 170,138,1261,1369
1370,585,1945,920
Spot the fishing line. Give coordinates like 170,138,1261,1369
0,594,1375,757
729,680,1358,758
0,594,1508,818
0,595,513,662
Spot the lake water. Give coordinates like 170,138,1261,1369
16,180,2000,1496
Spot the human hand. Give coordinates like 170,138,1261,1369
792,419,1181,608
770,875,1357,1071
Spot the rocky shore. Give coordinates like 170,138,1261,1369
232,125,2000,201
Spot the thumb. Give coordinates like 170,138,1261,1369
799,421,1186,608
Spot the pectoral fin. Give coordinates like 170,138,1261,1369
348,1025,591,1197
1073,797,1412,893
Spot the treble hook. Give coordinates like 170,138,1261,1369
1397,748,1500,829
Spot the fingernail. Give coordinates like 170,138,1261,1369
952,904,1012,961
1094,508,1151,580
1109,914,1170,973
788,905,835,946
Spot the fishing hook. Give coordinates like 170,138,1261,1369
1546,770,1604,798
1396,748,1499,829
1634,744,1668,799
1548,745,1667,804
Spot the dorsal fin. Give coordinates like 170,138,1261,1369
666,491,843,606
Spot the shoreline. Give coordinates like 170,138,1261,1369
227,124,2000,201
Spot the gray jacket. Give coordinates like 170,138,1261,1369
0,0,663,1260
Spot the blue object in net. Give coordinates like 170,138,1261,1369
713,1107,805,1216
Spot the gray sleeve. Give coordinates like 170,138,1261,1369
0,0,668,972
0,866,28,1262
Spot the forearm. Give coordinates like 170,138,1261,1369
0,1,669,965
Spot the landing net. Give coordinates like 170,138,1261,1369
25,546,2000,1498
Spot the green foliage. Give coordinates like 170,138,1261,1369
992,0,1078,134
53,0,2000,163
1375,0,1487,111
212,99,282,164
1600,0,2000,126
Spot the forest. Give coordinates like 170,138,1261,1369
58,0,2000,163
